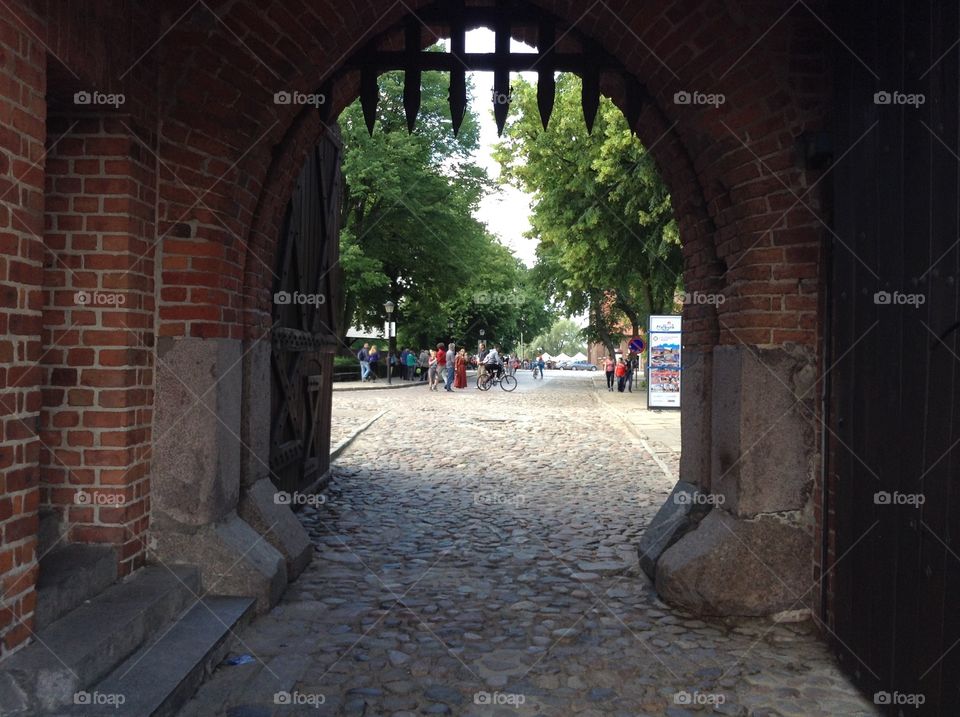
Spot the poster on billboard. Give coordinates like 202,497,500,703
647,315,681,409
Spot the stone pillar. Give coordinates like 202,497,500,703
654,344,817,616
150,336,286,611
679,347,712,489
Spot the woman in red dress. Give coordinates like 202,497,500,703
454,348,468,389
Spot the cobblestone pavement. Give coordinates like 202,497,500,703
179,372,876,717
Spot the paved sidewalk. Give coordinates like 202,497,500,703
179,371,875,717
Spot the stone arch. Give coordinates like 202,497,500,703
0,1,835,660
144,0,831,617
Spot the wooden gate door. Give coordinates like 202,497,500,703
271,132,342,496
830,2,960,714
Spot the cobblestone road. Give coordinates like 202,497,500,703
180,371,876,717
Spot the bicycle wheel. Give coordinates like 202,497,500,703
500,374,518,391
477,374,492,391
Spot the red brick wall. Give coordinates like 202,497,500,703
39,115,156,578
0,3,46,658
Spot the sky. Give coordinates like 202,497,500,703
462,29,539,268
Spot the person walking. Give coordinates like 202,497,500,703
435,342,447,390
444,342,456,392
418,348,429,382
368,345,380,381
428,349,440,390
537,354,545,379
405,349,416,381
616,357,628,392
627,352,638,392
605,355,615,391
454,348,468,389
357,342,370,382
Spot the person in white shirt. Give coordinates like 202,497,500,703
484,346,503,381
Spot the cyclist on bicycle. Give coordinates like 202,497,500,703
484,345,503,382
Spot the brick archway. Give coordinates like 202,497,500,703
1,0,831,658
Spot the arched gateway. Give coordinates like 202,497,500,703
0,0,957,713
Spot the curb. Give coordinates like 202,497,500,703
332,380,427,392
330,409,387,462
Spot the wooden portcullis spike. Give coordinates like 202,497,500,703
404,20,422,132
624,75,645,135
361,65,379,135
493,1,511,136
449,0,467,135
581,65,600,134
536,18,555,130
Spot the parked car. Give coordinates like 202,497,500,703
571,361,598,371
558,361,573,370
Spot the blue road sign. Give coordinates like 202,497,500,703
629,337,645,353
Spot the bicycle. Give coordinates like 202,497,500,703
532,365,543,380
477,365,517,391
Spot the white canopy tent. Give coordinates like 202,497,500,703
570,352,588,362
554,352,573,364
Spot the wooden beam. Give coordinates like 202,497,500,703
347,51,618,74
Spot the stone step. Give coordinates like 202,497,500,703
35,543,118,630
0,565,201,714
60,596,256,717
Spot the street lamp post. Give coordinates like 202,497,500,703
384,300,395,384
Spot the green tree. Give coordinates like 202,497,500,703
337,67,489,352
495,74,682,356
337,63,551,355
530,318,587,356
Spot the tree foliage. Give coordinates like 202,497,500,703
337,63,551,352
495,74,682,355
530,318,587,356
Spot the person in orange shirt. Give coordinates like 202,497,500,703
615,357,628,393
